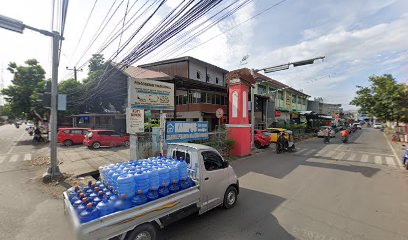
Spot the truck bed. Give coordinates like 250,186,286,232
64,185,200,240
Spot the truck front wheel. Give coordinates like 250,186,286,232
223,186,238,209
126,223,157,240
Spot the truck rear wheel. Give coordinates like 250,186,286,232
126,223,157,240
223,186,237,209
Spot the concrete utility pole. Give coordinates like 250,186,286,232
0,14,64,180
66,66,83,81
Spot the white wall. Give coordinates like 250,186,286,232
188,60,225,86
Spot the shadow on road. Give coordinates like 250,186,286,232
160,188,294,240
301,160,380,177
15,139,49,149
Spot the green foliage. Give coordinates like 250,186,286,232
350,74,407,123
287,123,307,130
1,59,46,119
58,79,86,115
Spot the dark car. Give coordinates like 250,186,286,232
83,130,130,149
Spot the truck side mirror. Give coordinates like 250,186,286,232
223,161,229,168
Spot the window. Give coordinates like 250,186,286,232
98,131,112,136
196,71,201,79
258,85,267,95
201,151,224,171
211,94,216,104
71,129,82,135
220,95,225,105
82,130,89,135
292,95,296,103
206,73,210,82
279,92,284,100
216,77,219,84
63,130,70,134
172,151,191,164
206,93,212,103
200,93,207,103
298,97,302,104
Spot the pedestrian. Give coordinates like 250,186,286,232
323,128,330,143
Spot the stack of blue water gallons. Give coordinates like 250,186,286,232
68,155,195,224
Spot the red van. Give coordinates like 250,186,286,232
83,130,130,149
57,128,90,146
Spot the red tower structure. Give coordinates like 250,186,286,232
225,69,255,156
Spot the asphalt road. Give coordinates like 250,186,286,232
0,125,407,240
161,128,408,240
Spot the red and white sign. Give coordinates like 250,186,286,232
275,111,281,117
216,108,224,119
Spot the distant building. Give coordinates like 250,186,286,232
307,98,342,116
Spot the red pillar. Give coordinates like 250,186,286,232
225,69,255,156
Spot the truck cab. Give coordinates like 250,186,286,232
167,143,239,212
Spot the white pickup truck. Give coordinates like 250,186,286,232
63,143,239,240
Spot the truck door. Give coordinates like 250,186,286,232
200,150,230,212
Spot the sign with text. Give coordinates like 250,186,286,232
126,108,144,134
165,121,208,143
129,78,174,110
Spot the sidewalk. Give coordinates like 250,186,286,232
383,130,405,167
33,146,130,177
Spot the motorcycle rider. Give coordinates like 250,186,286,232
33,126,44,142
278,132,289,150
340,129,349,143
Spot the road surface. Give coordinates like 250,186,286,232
0,125,407,240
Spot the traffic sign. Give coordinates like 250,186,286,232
216,108,224,119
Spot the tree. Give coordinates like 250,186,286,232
1,59,46,119
58,79,86,115
350,74,407,124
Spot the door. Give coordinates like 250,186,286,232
109,131,122,146
200,150,230,212
70,129,83,144
97,131,111,146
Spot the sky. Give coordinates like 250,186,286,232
0,0,407,110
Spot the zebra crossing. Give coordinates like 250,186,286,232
0,153,32,165
294,147,403,168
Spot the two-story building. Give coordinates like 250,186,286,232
139,56,229,130
251,71,310,128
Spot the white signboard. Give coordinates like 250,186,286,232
126,108,144,134
129,78,174,110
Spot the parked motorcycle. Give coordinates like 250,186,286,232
341,136,348,144
33,133,45,143
276,141,296,154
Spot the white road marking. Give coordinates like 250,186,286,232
305,149,316,155
296,149,307,154
374,156,383,165
9,155,19,162
24,154,31,161
324,150,336,158
383,132,403,167
361,154,369,163
0,156,5,163
348,153,357,161
385,156,396,166
7,131,26,154
334,151,346,160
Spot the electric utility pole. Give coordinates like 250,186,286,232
66,66,83,81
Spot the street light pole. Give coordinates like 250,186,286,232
0,14,63,180
49,31,61,178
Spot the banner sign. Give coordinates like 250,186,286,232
165,121,208,143
129,78,174,110
126,108,144,134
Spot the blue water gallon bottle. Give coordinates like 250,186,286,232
76,198,89,214
79,203,99,223
158,183,169,197
132,190,148,206
93,191,104,206
149,169,160,192
114,194,132,211
168,181,180,193
158,167,170,187
117,174,136,198
96,197,114,217
146,187,159,202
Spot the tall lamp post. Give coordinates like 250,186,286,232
250,56,325,148
0,14,63,180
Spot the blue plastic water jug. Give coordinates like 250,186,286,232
93,191,104,206
134,172,149,194
149,170,160,191
147,190,159,201
76,198,89,214
117,174,136,198
96,197,114,217
177,160,189,180
168,183,180,193
114,194,132,211
179,179,191,190
158,167,170,187
132,190,148,206
79,203,99,223
158,184,169,197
